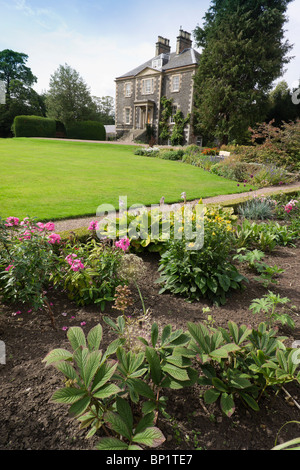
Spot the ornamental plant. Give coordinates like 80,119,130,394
43,323,165,449
52,238,126,310
0,216,60,327
157,205,246,305
189,320,300,417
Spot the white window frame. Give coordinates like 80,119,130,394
125,82,132,97
142,78,154,95
124,107,131,125
170,105,178,124
171,74,180,92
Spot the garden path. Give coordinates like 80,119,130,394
54,181,300,233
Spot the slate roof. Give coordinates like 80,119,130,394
116,48,201,79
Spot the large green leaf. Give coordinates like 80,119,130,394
105,410,132,441
42,348,73,365
145,347,162,385
67,327,86,351
220,392,235,417
87,324,102,352
51,387,86,404
96,437,129,451
133,427,166,448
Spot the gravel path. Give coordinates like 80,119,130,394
53,181,300,233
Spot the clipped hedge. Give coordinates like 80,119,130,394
12,115,56,138
66,121,106,141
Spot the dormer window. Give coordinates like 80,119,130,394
152,58,163,69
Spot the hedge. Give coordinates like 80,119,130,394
12,115,56,138
66,121,106,141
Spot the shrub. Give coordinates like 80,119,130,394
159,149,184,161
0,216,60,326
238,196,276,220
157,206,246,305
12,115,56,138
66,121,106,140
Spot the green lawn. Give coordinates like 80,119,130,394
0,138,250,221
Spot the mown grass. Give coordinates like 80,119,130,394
0,138,251,221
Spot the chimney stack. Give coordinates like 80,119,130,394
155,36,170,56
176,29,192,54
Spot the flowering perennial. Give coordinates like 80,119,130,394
115,238,130,252
65,254,85,271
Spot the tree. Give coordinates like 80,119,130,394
0,49,44,137
193,0,293,145
266,80,300,125
92,95,115,124
45,63,97,124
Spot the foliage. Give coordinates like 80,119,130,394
235,219,296,251
159,96,173,142
238,196,276,220
45,63,98,124
0,216,60,326
170,110,190,146
250,291,296,329
157,206,246,305
66,120,106,141
12,115,56,138
249,120,300,172
266,81,300,126
52,238,125,310
189,320,300,417
0,49,45,137
193,0,293,144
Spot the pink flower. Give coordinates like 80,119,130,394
5,264,14,271
45,222,55,231
5,217,19,227
20,217,30,226
88,221,98,231
48,233,61,244
80,322,86,326
36,222,45,231
115,238,130,252
62,326,68,331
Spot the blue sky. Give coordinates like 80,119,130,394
0,0,299,99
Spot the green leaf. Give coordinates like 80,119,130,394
212,377,229,392
83,350,102,388
204,388,220,404
220,392,235,417
67,327,86,351
240,392,260,411
91,361,118,392
55,361,79,381
104,410,132,441
93,383,121,399
87,324,102,351
151,323,159,347
69,395,91,417
116,398,133,432
145,347,162,385
42,348,73,365
133,427,166,448
162,363,190,381
96,437,128,451
51,387,86,404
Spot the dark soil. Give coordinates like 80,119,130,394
0,240,300,452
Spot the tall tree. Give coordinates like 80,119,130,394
92,95,115,124
266,80,300,125
193,0,294,145
0,49,44,137
45,64,97,124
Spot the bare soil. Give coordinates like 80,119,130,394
0,237,300,452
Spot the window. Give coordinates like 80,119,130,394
125,82,132,97
125,107,131,124
170,105,178,123
142,78,154,95
171,75,180,92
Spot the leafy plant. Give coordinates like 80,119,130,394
238,197,276,220
250,291,296,329
0,216,60,327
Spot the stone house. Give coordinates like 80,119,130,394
115,29,201,145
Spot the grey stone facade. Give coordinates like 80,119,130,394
115,30,201,145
